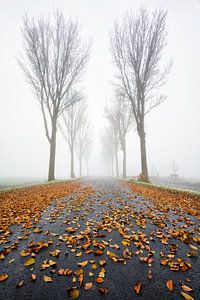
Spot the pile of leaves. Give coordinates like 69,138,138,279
125,181,200,218
0,181,80,233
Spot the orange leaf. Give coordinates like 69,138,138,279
166,280,174,292
134,281,142,294
44,275,53,282
95,277,104,283
84,283,92,290
0,274,9,282
182,285,193,292
78,260,88,267
99,287,108,294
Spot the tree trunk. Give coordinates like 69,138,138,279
122,142,126,177
86,161,89,176
70,144,75,178
48,121,57,181
115,149,119,177
138,130,149,182
111,158,114,176
79,154,82,177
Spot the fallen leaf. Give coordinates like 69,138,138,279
84,283,92,290
16,280,24,287
181,292,194,300
0,274,9,282
99,260,106,266
182,285,193,292
78,260,88,267
24,258,35,267
148,269,152,280
44,275,53,282
31,274,36,281
134,281,142,294
69,288,79,299
95,277,104,283
99,287,108,294
166,280,173,291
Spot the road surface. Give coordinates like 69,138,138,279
0,178,199,300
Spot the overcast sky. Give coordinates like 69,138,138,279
0,0,200,180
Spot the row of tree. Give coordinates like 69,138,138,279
19,8,171,182
102,8,171,181
59,100,92,178
19,11,91,180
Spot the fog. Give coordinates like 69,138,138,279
0,0,200,181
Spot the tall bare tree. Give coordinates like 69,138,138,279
83,142,92,176
110,8,171,181
105,93,133,177
101,127,116,176
18,11,90,181
76,118,91,177
59,97,85,178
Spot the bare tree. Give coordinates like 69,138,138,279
18,11,91,181
59,97,85,178
105,93,133,177
83,142,92,176
104,109,119,176
75,117,92,177
170,161,179,180
110,8,171,182
101,127,116,176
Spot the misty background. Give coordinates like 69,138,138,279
0,0,200,181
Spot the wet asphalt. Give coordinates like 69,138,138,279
0,177,199,300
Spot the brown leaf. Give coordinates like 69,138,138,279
148,269,152,280
84,283,92,290
99,287,108,294
16,280,24,287
134,281,142,294
99,260,106,266
24,258,35,267
69,288,79,299
95,277,104,283
166,280,174,292
182,285,193,292
0,274,9,282
31,274,36,281
44,275,53,282
78,260,88,267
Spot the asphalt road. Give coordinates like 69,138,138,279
0,178,199,300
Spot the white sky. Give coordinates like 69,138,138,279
0,0,200,179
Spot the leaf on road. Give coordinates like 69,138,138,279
134,281,142,294
0,274,9,282
69,288,79,299
182,285,193,292
78,260,88,267
16,280,24,287
181,292,194,300
99,287,108,294
44,275,53,282
166,280,174,291
84,283,92,290
31,274,36,281
24,258,35,267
